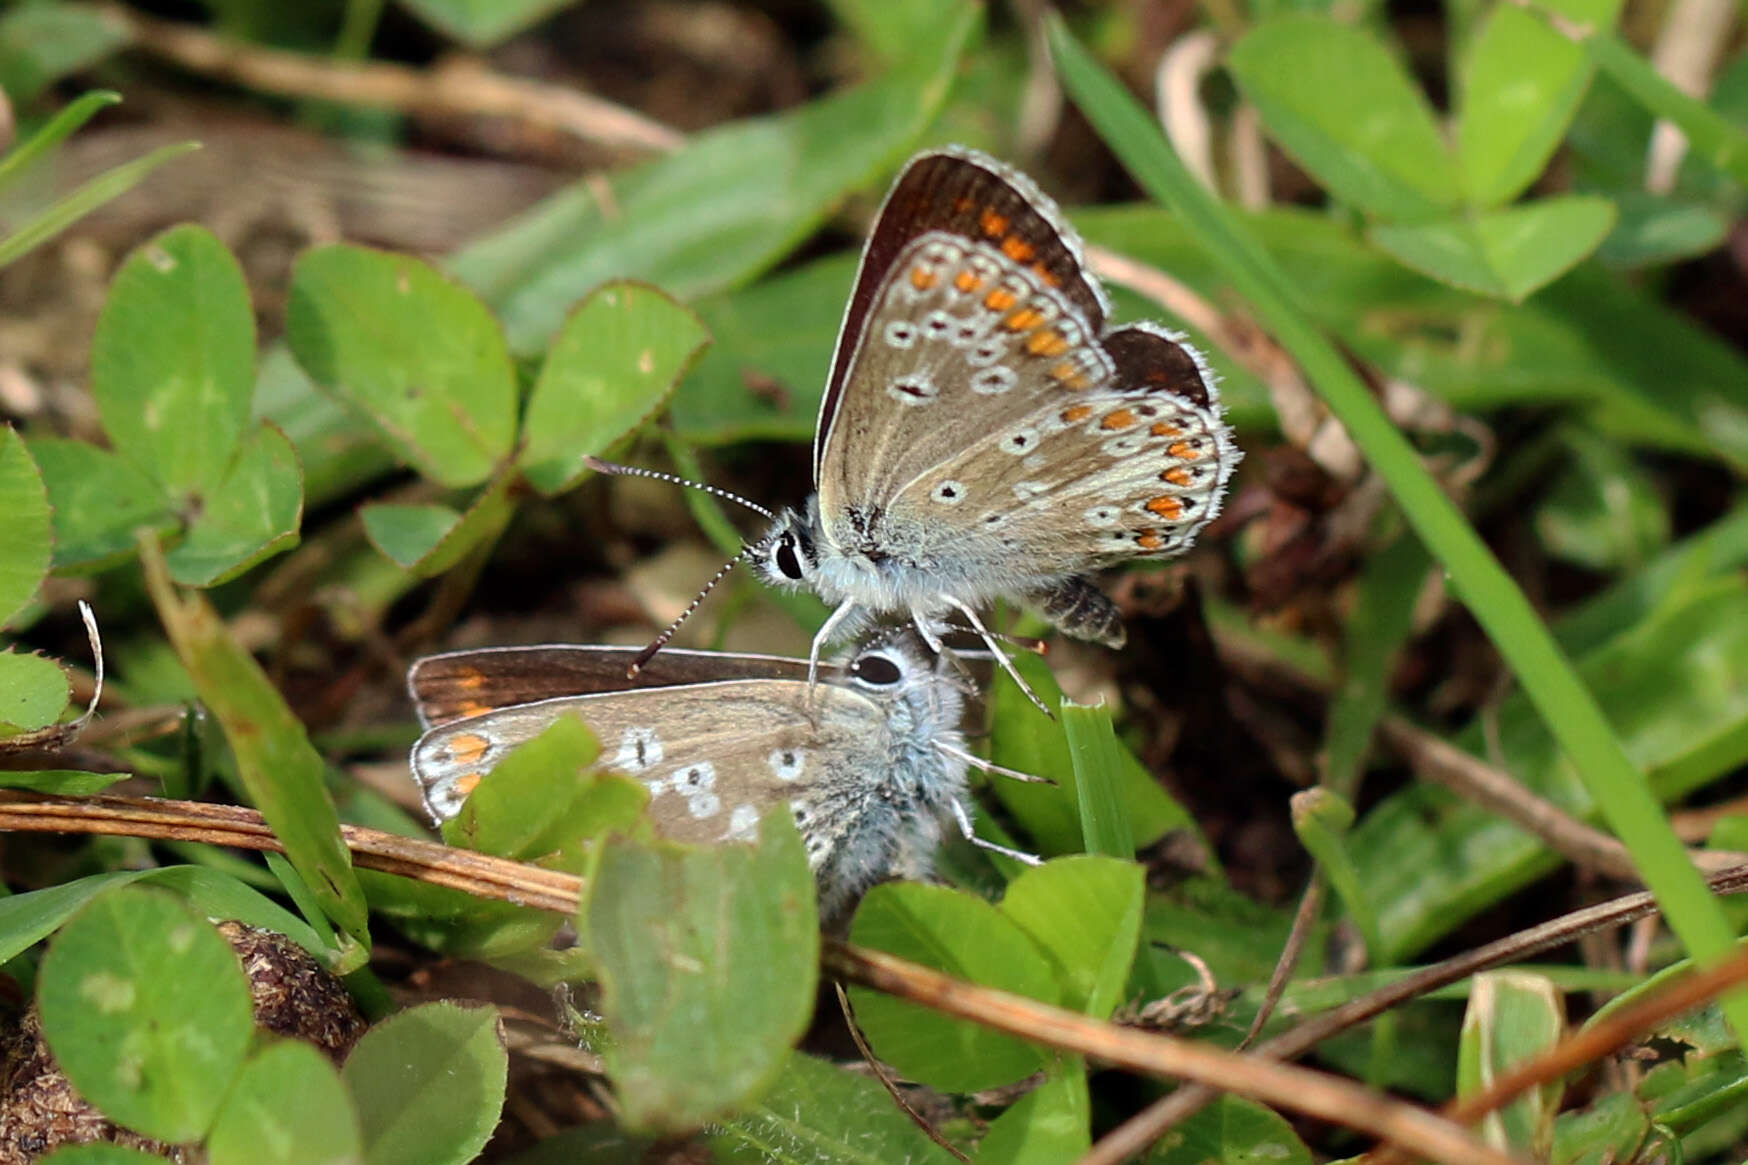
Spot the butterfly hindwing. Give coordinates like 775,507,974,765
410,677,891,850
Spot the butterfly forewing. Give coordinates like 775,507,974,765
814,149,1110,495
410,677,888,843
409,645,836,728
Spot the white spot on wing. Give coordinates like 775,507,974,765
930,480,966,507
724,804,761,840
887,374,938,406
769,748,806,781
613,726,663,773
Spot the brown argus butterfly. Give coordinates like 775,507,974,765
407,637,1037,920
602,147,1240,699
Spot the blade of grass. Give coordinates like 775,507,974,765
0,141,198,268
1060,702,1135,858
1046,15,1748,1047
0,90,119,191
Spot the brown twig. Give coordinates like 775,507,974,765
1073,862,1748,1165
827,943,1525,1165
834,982,970,1163
1379,715,1748,879
1369,943,1748,1165
101,4,685,155
1,790,1516,1164
1242,873,1324,1048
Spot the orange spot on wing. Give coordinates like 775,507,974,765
1160,467,1193,486
954,269,983,293
1003,307,1044,332
1146,496,1185,519
459,700,493,719
984,288,1018,312
455,772,484,798
1001,235,1037,262
1031,261,1062,287
1061,404,1093,423
455,670,486,690
980,208,1009,237
446,733,490,765
1168,440,1201,460
1137,532,1165,551
1150,421,1181,437
1025,329,1070,357
910,265,937,291
955,195,977,214
1101,409,1138,431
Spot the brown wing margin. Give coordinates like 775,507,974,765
409,646,833,728
814,147,1110,477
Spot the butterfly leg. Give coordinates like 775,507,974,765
808,598,861,692
938,595,1054,718
950,798,1041,866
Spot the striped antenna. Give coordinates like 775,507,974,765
626,557,740,677
585,456,774,521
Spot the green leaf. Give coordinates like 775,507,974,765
0,5,130,104
1456,5,1595,208
360,460,517,578
341,1002,507,1165
91,225,256,499
1150,1095,1314,1165
0,868,324,968
37,886,253,1143
1459,971,1566,1157
1370,196,1617,300
451,1,980,353
286,245,517,488
0,650,67,735
0,426,51,628
1227,16,1460,219
27,438,176,572
444,715,648,866
520,281,710,494
140,540,369,947
669,253,856,446
998,856,1144,1017
1595,192,1728,268
396,0,569,46
848,882,1058,1093
0,769,128,793
0,141,199,270
207,1040,363,1165
166,422,304,586
581,810,819,1133
824,0,953,64
359,504,461,569
1534,426,1669,570
708,1051,961,1163
979,1066,1091,1163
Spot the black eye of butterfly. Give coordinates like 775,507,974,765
774,535,804,580
852,653,902,686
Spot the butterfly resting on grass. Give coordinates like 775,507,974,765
407,636,1038,921
596,146,1239,702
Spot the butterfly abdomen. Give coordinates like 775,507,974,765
1028,575,1127,648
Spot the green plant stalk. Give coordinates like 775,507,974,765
1046,16,1748,1046
1060,702,1135,857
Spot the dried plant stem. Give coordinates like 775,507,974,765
100,3,684,155
2,790,1515,1164
1075,863,1748,1165
1369,942,1748,1165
